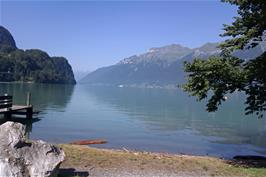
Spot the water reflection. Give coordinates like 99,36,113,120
0,83,75,110
0,83,265,158
0,83,75,137
80,85,266,151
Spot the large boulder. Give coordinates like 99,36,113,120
0,121,65,177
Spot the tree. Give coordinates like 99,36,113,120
183,0,266,117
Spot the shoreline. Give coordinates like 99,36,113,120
59,144,266,177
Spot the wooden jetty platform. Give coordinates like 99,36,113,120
0,93,34,119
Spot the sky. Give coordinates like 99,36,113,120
0,0,237,72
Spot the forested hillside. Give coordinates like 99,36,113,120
0,26,76,84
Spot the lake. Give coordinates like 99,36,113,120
0,83,265,159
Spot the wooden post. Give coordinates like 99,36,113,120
26,92,31,106
26,107,33,119
4,113,11,119
26,92,33,118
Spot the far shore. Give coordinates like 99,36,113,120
58,144,266,177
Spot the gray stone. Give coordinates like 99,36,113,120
0,121,65,177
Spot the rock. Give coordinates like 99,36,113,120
0,121,65,177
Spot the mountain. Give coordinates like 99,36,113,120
233,41,266,60
0,26,17,52
118,44,192,65
81,42,265,87
0,26,76,84
180,42,220,62
80,43,220,87
74,70,90,81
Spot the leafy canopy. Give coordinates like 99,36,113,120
220,0,266,51
183,0,266,117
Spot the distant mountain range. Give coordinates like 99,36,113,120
80,42,266,88
0,26,76,84
74,70,90,81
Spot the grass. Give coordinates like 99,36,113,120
59,144,266,177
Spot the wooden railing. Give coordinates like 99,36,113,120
0,93,34,119
0,94,13,110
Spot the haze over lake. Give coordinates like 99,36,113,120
0,83,265,159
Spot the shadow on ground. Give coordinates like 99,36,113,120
58,168,89,177
227,155,266,168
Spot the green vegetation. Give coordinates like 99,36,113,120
0,26,76,84
183,0,266,117
0,49,76,84
60,144,266,177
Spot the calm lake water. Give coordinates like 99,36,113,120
0,83,265,159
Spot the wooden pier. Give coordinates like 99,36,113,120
0,93,34,119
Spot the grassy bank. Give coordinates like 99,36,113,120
59,144,266,177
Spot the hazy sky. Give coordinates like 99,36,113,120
0,0,237,72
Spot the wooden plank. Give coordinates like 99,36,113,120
9,111,27,115
0,103,34,120
0,95,12,100
10,111,40,115
0,108,8,113
0,95,12,110
0,105,32,113
11,105,32,111
0,100,12,104
0,103,12,109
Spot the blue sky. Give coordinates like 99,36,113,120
0,0,237,72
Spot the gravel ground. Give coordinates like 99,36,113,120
58,144,266,177
59,166,209,177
